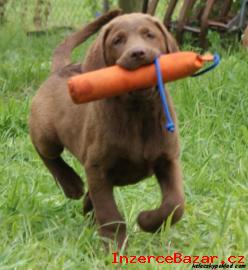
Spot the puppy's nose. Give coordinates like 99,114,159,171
130,49,145,60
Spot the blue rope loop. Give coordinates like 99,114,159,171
155,53,220,132
191,53,220,77
154,57,175,133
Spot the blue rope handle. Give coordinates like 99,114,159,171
191,53,220,77
154,58,175,132
155,53,220,132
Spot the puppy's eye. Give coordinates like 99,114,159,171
145,32,155,39
112,36,125,46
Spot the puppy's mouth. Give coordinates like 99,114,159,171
115,48,162,100
118,59,153,71
116,48,161,71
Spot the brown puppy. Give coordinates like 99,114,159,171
29,11,184,249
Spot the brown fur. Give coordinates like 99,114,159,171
29,11,184,249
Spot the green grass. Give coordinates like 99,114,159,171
4,0,105,30
0,22,248,270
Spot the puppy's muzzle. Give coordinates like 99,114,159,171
117,47,161,71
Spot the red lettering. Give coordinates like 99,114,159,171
147,255,156,263
129,256,136,264
193,256,199,263
228,256,236,264
137,256,146,264
120,255,129,264
156,256,165,264
112,253,225,265
165,255,173,264
201,256,210,264
183,256,192,264
174,252,182,263
210,256,218,263
238,256,245,264
112,252,118,264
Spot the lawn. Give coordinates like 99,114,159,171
0,17,248,270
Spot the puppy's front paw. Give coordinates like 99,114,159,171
62,184,84,199
100,223,127,250
137,210,163,233
137,200,184,233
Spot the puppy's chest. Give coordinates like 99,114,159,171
111,117,165,162
107,157,152,186
106,125,165,186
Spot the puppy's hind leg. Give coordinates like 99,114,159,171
39,152,84,199
83,191,94,215
85,164,126,249
29,108,84,199
32,132,83,199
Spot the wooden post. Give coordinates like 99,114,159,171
118,0,143,13
142,0,149,13
243,25,248,48
33,0,43,30
103,0,109,13
148,0,159,15
0,0,7,24
33,0,50,30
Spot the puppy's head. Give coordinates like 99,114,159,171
96,13,178,70
85,13,179,102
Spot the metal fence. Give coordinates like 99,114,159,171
0,0,119,31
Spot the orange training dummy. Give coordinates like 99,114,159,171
68,51,215,104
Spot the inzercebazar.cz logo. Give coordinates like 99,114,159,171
112,252,246,268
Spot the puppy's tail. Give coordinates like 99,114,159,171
51,9,122,73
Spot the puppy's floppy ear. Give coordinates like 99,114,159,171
83,17,117,71
84,27,110,71
149,17,179,53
